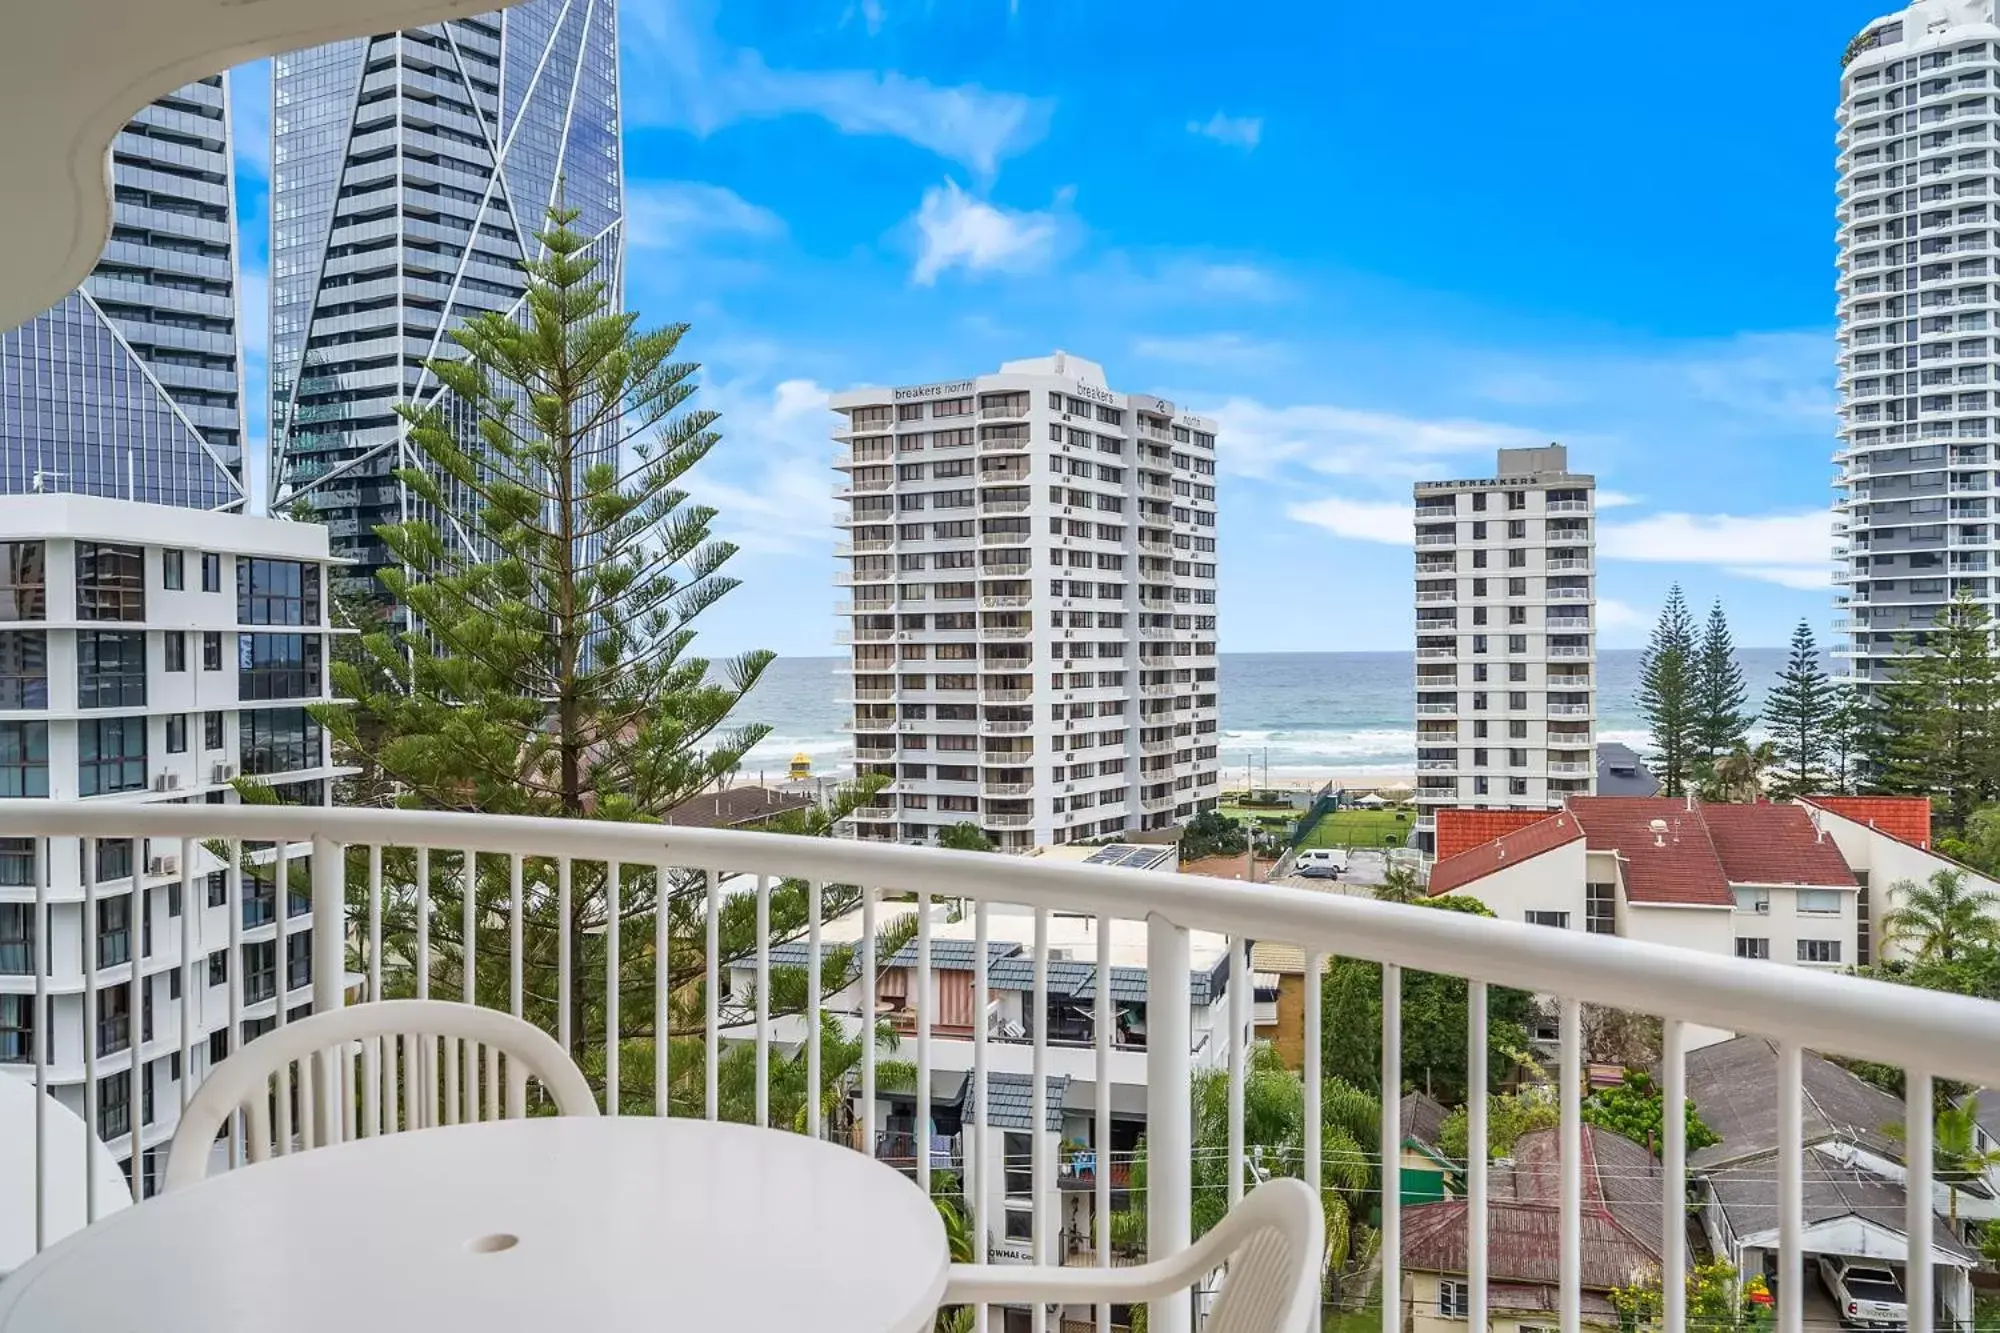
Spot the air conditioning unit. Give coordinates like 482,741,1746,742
212,762,236,783
152,774,171,792
166,773,181,790
147,855,178,876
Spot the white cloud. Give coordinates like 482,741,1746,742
1678,332,1836,426
1600,510,1833,588
1131,333,1284,367
1204,395,1554,480
625,181,785,251
1726,565,1836,590
1595,490,1640,508
1284,495,1414,545
1175,260,1283,302
911,180,1059,284
1597,598,1647,629
1186,112,1262,150
688,376,841,557
622,6,1050,176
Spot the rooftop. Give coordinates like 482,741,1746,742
1686,1035,1906,1171
1802,795,1935,850
662,786,816,831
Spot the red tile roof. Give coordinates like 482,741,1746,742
1701,802,1856,888
1800,796,1933,850
1434,808,1555,861
1562,797,1735,906
1427,811,1582,895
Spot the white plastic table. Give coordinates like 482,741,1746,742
0,1117,951,1333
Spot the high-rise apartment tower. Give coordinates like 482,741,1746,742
270,2,623,601
1836,1,2000,688
830,354,1222,851
1413,445,1597,857
0,77,246,509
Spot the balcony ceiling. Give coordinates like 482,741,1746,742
1,0,507,329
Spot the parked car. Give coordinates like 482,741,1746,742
1293,848,1349,879
1817,1255,1906,1329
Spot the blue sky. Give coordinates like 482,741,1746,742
227,0,1896,656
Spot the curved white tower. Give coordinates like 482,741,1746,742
1836,1,2000,691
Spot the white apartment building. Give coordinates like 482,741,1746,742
829,353,1221,850
1835,1,2000,689
0,494,341,1197
1411,444,1596,858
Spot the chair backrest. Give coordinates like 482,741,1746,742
1200,1178,1323,1333
163,1000,597,1193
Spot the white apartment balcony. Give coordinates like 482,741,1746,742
1548,704,1594,718
1549,645,1594,659
1413,592,1454,606
1547,587,1591,601
981,812,1034,829
979,532,1030,547
1545,499,1592,514
1414,533,1455,548
981,687,1031,703
983,749,1034,765
1546,762,1593,777
1548,674,1591,688
980,720,1033,736
1415,646,1456,661
980,500,1028,515
1415,759,1457,773
981,595,1029,610
853,745,897,761
1415,703,1457,717
982,782,1034,797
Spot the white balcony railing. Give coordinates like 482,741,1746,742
7,800,2000,1333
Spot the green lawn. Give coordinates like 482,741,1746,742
1297,808,1415,850
1320,1303,1383,1333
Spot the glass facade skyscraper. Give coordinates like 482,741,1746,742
0,75,246,509
269,1,624,600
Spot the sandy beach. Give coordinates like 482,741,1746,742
1220,771,1417,793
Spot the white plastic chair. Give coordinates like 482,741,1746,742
163,1000,598,1193
942,1177,1324,1333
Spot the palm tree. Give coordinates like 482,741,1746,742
1710,739,1776,803
1882,868,2000,964
1374,864,1423,905
1885,1096,2000,1225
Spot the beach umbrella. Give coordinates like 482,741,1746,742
1355,792,1389,808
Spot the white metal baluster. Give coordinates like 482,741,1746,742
704,868,719,1121
1095,913,1113,1333
310,834,344,1149
1145,913,1191,1333
274,841,292,1156
179,837,195,1115
461,848,476,1116
365,845,383,1136
973,898,990,1326
415,848,431,1001
756,873,770,1128
1227,933,1246,1208
919,891,933,1196
1380,963,1402,1333
1303,946,1323,1199
1778,1039,1803,1333
508,854,523,1019
1558,996,1581,1333
807,878,822,1138
32,838,48,1251
1907,1070,1935,1333
225,840,244,1165
656,861,671,1118
557,857,571,1057
1468,981,1489,1333
82,840,99,1218
1030,904,1048,1333
607,860,620,1116
130,839,144,1204
862,884,877,1152
1661,1019,1687,1333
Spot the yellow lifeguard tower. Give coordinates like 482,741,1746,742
788,752,812,781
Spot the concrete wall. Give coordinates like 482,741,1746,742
1438,839,1590,925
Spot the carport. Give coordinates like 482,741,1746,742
1699,1149,1977,1328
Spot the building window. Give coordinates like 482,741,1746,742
1799,940,1842,964
1585,883,1616,935
203,632,222,671
76,543,145,621
77,631,146,708
96,896,132,969
1526,910,1571,929
98,1069,131,1140
201,552,221,594
205,870,226,908
1735,938,1770,961
162,550,183,591
1439,1280,1470,1319
0,901,33,973
1508,777,1529,796
1857,873,1872,968
97,982,131,1056
164,632,186,673
0,994,33,1063
204,711,224,751
208,950,228,987
237,559,320,626
0,631,47,707
237,634,322,700
166,714,188,755
0,542,47,622
78,717,146,796
242,940,277,1004
240,708,322,776
1797,889,1842,915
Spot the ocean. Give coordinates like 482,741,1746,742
728,649,1795,782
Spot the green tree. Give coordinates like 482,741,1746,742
1321,897,1535,1104
1900,592,2000,828
1373,863,1423,905
1694,600,1755,767
1855,654,1931,797
1580,1070,1719,1154
1882,868,2000,965
1639,586,1700,796
1612,1258,1773,1333
310,205,878,1105
1938,805,2000,878
1765,620,1834,800
1825,679,1866,796
1437,1087,1559,1161
1705,738,1776,804
1885,1096,2000,1226
1179,810,1249,860
936,822,996,853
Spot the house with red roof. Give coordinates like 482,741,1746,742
1427,794,2000,986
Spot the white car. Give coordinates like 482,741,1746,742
1293,848,1349,878
1817,1256,1906,1329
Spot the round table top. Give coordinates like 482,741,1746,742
0,1117,950,1333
